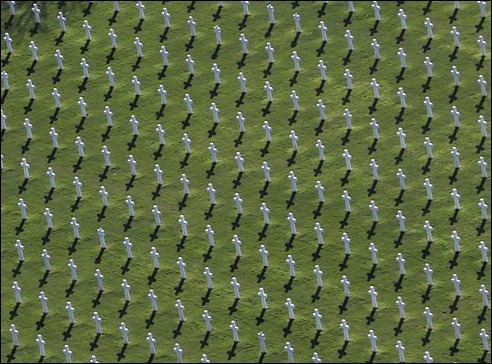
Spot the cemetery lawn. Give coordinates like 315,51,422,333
1,1,490,363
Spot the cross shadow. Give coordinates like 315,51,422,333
15,219,26,235
68,238,79,255
235,92,246,108
367,180,378,198
134,18,144,33
209,83,220,98
314,119,325,137
89,333,101,352
36,312,48,330
176,235,186,252
368,139,379,154
285,234,296,251
230,256,241,272
147,268,159,286
4,14,14,29
174,277,185,294
9,302,20,320
477,219,488,236
311,286,322,303
131,57,142,72
394,148,405,164
125,175,136,191
1,52,11,67
75,116,86,133
422,38,432,53
116,343,128,361
62,323,74,341
265,23,275,38
255,308,267,326
393,318,405,336
237,53,247,69
203,246,214,262
395,68,406,83
289,71,299,87
147,354,155,363
283,318,294,337
291,32,301,48
449,209,459,225
118,301,130,319
477,306,488,324
367,352,377,363
1,89,9,104
449,86,460,103
123,215,134,232
316,40,326,57
104,49,116,66
313,160,324,177
201,288,212,305
422,1,432,14
288,110,299,126
80,39,90,54
257,224,269,241
120,258,132,275
421,285,432,303
183,74,194,90
38,271,50,287
421,200,432,216
368,99,379,114
341,129,352,145
151,184,162,201
233,131,244,148
342,50,353,66
232,171,243,189
51,69,63,85
157,65,168,80
477,262,488,280
212,4,223,21
178,194,188,210
207,123,218,139
313,80,326,96
340,170,351,186
284,276,295,292
257,266,268,283
394,274,405,292
421,241,432,259
180,153,190,169
339,254,350,271
263,62,273,78
449,251,461,270
422,77,432,93
369,20,380,36
366,307,377,325
310,330,322,348
187,0,196,12
20,138,32,154
38,356,45,363
24,99,34,114
312,245,323,262
286,191,297,209
30,23,40,37
366,264,377,281
476,137,487,154
367,221,378,239
227,341,238,359
200,331,211,349
317,2,327,17
92,290,103,308
228,298,240,315
69,196,82,213
48,108,61,124
153,144,164,160
99,166,110,182
238,14,248,30
477,350,488,363
475,17,486,33
449,296,460,313
343,12,353,27
448,8,459,23
476,55,485,71
258,180,270,199
449,339,460,356
475,96,486,113
421,158,432,174
127,134,138,150
394,232,405,248
339,211,350,228
338,296,349,314
449,47,459,62
205,162,217,179
287,150,297,166
396,29,406,44
11,261,23,278
312,201,323,219
42,187,55,203
338,341,349,358
369,59,379,75
26,60,37,76
448,127,460,143
65,280,76,297
106,9,119,25
341,89,352,105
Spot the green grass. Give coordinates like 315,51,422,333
1,1,490,363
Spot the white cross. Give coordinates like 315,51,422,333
258,331,267,353
261,162,271,182
155,124,165,146
451,317,461,339
319,21,328,41
119,323,129,344
478,0,487,17
371,39,380,60
185,54,195,75
371,1,381,20
36,335,46,357
265,42,275,63
108,28,117,49
20,158,30,179
478,75,488,96
150,247,160,269
123,237,133,259
187,16,197,36
341,275,351,297
183,94,193,114
423,307,433,329
398,9,407,29
450,188,461,209
232,235,242,257
236,111,246,132
424,17,433,38
284,341,295,363
314,223,324,246
46,167,56,188
258,287,268,309
230,320,240,342
180,174,190,194
54,49,64,69
286,254,296,277
451,274,461,296
95,268,104,291
237,72,247,93
77,97,87,117
239,33,248,54
477,35,487,56
178,215,188,236
397,87,407,108
125,195,135,216
131,76,141,96
267,3,275,24
368,330,378,352
450,105,460,127
28,41,38,61
259,244,269,266
478,115,487,137
370,77,380,99
368,286,379,308
342,191,352,213
480,329,490,352
80,58,90,78
129,115,139,136
369,159,379,180
12,281,22,303
136,1,145,19
287,213,297,235
290,90,300,111
317,99,326,119
241,1,250,15
423,221,433,243
202,310,212,332
121,279,131,301
423,178,433,200
68,258,78,281
205,225,215,247
344,30,354,50
134,37,143,57
285,298,295,319
7,1,15,16
1,109,6,131
162,8,171,28
479,284,489,307
340,319,351,341
424,57,433,77
23,118,33,139
17,198,27,219
39,291,48,313
264,81,274,102
395,341,406,363
173,343,183,363
293,12,301,32
3,33,13,54
424,137,433,159
231,276,241,299
103,106,113,127
211,63,221,84
396,296,406,318
151,205,161,226
397,47,407,69
82,20,92,40
479,198,488,220
313,265,323,287
32,3,41,23
235,152,245,172
450,26,460,47
127,155,137,176
341,232,351,254
291,51,301,72
98,186,109,207
450,66,460,87
451,230,461,252
289,130,299,151
152,164,163,186
52,88,61,109
369,200,379,222
396,210,406,232
146,333,156,354
26,79,36,99
92,312,102,334
214,24,222,45
341,109,353,130
288,171,298,192
41,249,51,271
396,127,406,149
203,267,214,289
479,241,489,263
313,309,323,331
15,239,25,262
159,46,169,66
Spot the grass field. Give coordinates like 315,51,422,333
1,1,491,363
